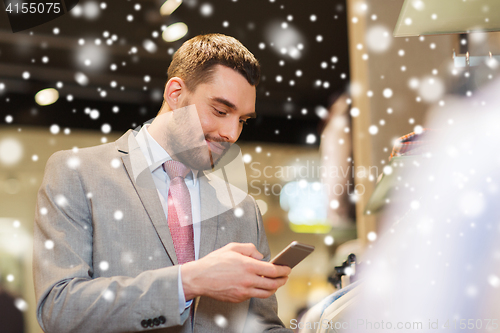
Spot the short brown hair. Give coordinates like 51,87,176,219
167,33,261,92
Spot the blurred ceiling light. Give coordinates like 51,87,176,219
162,22,188,42
160,0,182,16
35,88,59,106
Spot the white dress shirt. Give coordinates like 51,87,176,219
135,124,201,314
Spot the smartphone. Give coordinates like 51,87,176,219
270,241,315,268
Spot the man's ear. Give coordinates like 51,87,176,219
163,77,186,110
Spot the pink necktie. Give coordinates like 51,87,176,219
163,160,195,265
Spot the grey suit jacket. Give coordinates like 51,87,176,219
33,130,292,333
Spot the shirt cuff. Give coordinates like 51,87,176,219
178,266,193,314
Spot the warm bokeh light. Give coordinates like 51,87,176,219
162,22,188,42
160,0,182,16
256,199,268,215
0,137,23,166
35,88,59,106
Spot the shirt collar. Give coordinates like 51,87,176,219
136,124,198,184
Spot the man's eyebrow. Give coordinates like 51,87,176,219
243,112,257,119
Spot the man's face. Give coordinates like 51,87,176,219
179,65,257,167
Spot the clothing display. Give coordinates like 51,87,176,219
389,129,434,161
318,286,360,333
298,281,361,333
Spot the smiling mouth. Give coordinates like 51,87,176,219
206,140,226,155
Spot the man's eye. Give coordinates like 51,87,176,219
239,119,248,125
213,107,226,116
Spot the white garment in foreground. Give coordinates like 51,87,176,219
343,79,500,332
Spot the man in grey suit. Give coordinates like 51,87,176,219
33,34,292,332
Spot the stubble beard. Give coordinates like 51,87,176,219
168,100,231,170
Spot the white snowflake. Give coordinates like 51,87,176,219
200,3,213,16
324,235,334,246
50,124,60,134
366,25,392,53
99,261,109,271
214,314,228,328
67,156,81,169
242,154,252,164
101,124,111,134
14,298,28,312
410,200,420,210
90,109,100,119
75,72,89,86
383,88,393,98
234,208,244,218
55,194,68,207
465,285,478,298
306,134,316,144
367,231,377,241
103,289,115,301
45,240,54,249
114,210,123,220
488,275,500,288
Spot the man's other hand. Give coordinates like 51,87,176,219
181,242,291,303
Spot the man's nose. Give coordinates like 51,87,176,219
219,119,241,143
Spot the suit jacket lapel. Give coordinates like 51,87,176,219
116,130,179,265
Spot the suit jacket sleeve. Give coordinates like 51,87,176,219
243,197,293,333
33,151,190,333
